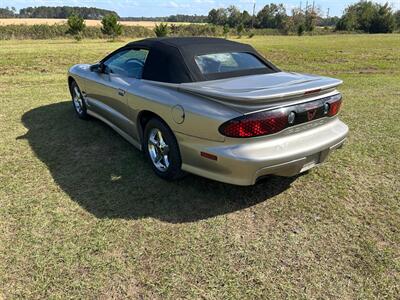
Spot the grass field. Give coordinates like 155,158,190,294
0,18,195,28
0,35,399,299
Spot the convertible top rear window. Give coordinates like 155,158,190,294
195,52,267,75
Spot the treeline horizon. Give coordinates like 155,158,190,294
0,6,117,20
0,6,207,23
1,1,399,34
206,1,399,34
0,4,346,24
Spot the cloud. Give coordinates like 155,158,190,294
161,1,190,8
168,1,179,8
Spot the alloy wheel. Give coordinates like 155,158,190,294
73,86,84,115
147,128,170,172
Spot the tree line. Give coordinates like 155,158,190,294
208,4,330,35
0,6,207,23
207,1,400,34
0,7,16,18
0,6,118,19
121,15,207,23
1,1,399,35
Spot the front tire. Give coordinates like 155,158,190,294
144,118,185,181
70,80,89,120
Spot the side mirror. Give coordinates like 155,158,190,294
90,63,105,73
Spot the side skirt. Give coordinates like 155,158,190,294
87,109,142,151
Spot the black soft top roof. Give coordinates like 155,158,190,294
103,37,280,83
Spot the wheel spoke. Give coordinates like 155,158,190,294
155,153,163,164
163,155,169,167
161,145,169,154
149,135,158,146
157,130,164,145
74,87,80,98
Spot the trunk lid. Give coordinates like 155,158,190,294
178,72,342,112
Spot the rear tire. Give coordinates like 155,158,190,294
70,80,89,120
144,118,185,181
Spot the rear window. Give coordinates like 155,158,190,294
194,52,267,75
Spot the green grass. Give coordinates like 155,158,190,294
0,35,399,299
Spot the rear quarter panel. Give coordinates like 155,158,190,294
125,81,241,142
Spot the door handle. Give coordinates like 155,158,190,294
118,89,126,96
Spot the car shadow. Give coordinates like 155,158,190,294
19,101,298,223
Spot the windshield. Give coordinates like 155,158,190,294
194,52,267,75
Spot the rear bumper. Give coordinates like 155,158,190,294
176,117,349,186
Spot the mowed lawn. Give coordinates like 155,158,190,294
0,35,399,299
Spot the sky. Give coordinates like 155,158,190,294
1,0,399,17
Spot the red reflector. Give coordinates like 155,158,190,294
219,110,288,138
201,152,218,161
328,98,342,116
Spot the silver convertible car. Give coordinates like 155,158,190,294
68,37,348,185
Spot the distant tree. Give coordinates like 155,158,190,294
290,8,306,33
256,4,287,29
67,13,86,41
101,14,122,39
208,6,259,29
207,9,218,24
154,23,169,37
336,1,395,33
0,6,16,18
336,14,354,31
395,10,400,30
207,8,227,26
369,3,395,33
241,10,253,28
236,23,245,38
166,14,207,23
304,6,320,32
227,5,242,28
223,24,230,37
317,16,340,27
297,23,305,36
19,6,118,19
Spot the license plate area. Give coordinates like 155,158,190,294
301,152,322,172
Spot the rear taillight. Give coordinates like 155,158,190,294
327,95,342,116
219,109,288,138
219,93,342,138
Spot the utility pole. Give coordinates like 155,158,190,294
327,8,330,19
251,0,256,29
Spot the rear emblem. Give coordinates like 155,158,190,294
288,112,296,125
307,109,317,121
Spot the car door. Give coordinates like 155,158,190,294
85,48,149,138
